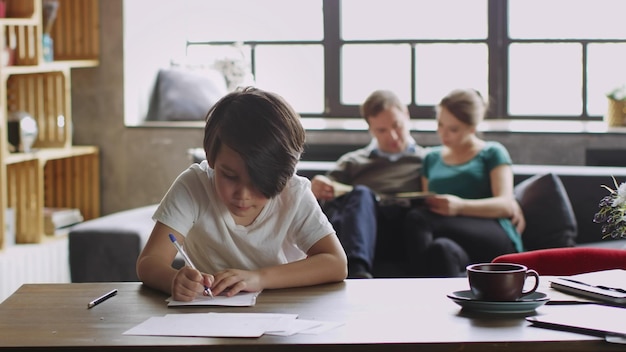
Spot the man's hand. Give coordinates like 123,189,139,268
311,175,336,201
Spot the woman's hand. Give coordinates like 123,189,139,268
426,194,464,216
171,266,214,302
511,200,526,235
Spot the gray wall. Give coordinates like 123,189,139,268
70,0,626,216
71,0,204,214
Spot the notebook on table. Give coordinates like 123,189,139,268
549,269,626,305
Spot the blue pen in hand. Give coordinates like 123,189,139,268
168,233,214,298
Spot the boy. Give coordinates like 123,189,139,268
137,87,347,301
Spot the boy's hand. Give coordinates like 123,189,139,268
171,266,214,302
211,269,262,297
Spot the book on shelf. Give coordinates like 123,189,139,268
43,207,84,236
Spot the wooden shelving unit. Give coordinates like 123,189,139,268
0,0,100,248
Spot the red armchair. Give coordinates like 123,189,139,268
492,247,626,276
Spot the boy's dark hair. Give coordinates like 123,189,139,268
203,87,305,198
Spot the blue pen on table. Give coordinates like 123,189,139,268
168,233,214,298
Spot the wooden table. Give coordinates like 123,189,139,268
0,278,623,351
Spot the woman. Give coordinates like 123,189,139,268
410,88,525,277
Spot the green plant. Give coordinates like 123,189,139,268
607,84,626,101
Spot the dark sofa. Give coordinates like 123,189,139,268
69,160,626,282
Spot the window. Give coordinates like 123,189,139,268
508,0,626,119
181,0,626,121
184,0,325,114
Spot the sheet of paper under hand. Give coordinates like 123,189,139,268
167,291,261,307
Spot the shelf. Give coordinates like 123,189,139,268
0,61,98,76
5,146,99,165
0,0,101,249
0,17,39,26
6,147,100,244
49,0,100,62
55,59,99,69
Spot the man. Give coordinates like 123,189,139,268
310,90,428,278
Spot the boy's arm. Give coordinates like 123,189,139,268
136,222,210,299
210,233,348,296
260,233,348,288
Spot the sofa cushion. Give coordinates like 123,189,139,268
68,204,158,282
514,173,577,250
147,67,228,121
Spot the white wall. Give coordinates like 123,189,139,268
123,0,189,126
0,238,70,303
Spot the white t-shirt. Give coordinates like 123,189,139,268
153,161,335,274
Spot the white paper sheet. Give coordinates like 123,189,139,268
124,312,297,338
264,318,322,336
123,312,344,338
167,291,261,307
298,320,346,334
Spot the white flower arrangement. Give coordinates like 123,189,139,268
593,176,626,239
211,43,255,92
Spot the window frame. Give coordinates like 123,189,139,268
185,0,624,121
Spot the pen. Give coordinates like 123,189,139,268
168,233,214,298
87,289,118,309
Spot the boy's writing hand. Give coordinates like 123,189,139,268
171,266,214,302
211,269,262,297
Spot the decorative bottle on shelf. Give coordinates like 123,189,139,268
42,0,59,62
